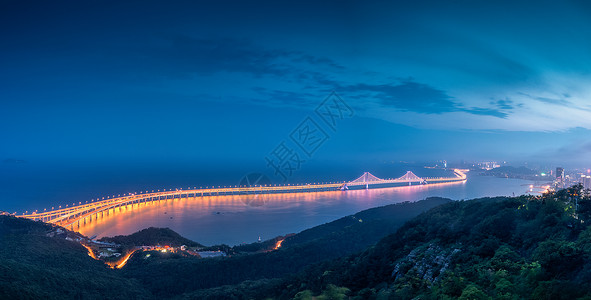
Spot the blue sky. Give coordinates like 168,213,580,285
2,0,591,172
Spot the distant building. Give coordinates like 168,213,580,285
556,167,564,180
555,167,565,188
584,176,591,190
478,161,501,170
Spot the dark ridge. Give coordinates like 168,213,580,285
99,227,203,247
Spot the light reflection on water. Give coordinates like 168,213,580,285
78,175,534,246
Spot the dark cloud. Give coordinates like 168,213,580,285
464,107,508,118
518,92,571,106
333,81,511,118
347,82,457,114
488,98,524,115
146,36,288,77
517,92,591,113
293,55,346,70
491,98,515,110
111,34,524,120
251,87,318,107
142,36,344,79
534,97,571,106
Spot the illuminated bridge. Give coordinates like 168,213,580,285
20,169,467,230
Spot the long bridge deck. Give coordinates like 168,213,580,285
20,169,467,230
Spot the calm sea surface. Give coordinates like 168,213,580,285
0,163,541,246
76,174,534,246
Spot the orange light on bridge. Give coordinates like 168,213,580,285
20,171,467,225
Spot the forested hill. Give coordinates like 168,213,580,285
99,227,203,247
0,197,450,299
119,198,451,297
4,186,591,299
0,215,149,299
271,184,591,299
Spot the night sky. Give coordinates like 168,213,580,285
2,0,591,175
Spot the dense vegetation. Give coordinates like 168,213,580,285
281,197,451,251
99,227,203,247
485,166,537,175
0,216,149,299
4,185,591,299
0,197,446,299
266,184,591,299
483,166,538,179
119,198,449,297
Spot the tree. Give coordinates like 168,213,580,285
458,284,490,300
293,290,313,300
317,284,350,300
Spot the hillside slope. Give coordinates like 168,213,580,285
0,197,450,299
99,227,204,247
121,198,451,298
274,185,591,299
0,216,150,299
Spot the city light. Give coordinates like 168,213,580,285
274,239,284,250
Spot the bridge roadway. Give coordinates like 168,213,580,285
20,169,467,230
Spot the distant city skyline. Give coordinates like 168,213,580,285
2,0,591,170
